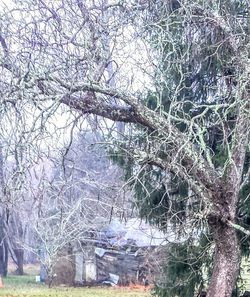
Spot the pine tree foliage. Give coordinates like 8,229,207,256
154,235,211,297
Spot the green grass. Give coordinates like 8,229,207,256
0,275,151,297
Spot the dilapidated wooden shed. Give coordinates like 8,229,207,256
71,218,169,286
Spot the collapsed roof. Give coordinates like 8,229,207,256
98,218,184,248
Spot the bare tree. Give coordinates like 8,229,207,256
0,1,249,296
12,130,131,285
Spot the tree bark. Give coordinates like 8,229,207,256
0,234,8,277
0,145,8,277
14,248,24,275
207,218,240,297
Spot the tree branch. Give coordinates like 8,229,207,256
56,78,218,192
227,221,250,237
61,93,138,123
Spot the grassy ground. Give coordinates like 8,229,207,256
0,269,151,297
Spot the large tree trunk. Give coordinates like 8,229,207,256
207,226,240,297
207,219,240,297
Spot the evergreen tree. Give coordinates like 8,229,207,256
110,1,250,295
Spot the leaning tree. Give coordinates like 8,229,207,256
0,0,250,296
